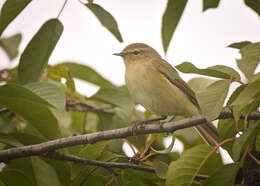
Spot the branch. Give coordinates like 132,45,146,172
218,108,260,120
44,151,208,181
44,151,154,172
66,101,114,115
0,109,259,162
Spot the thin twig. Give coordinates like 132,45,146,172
66,101,114,115
121,138,138,156
43,151,208,181
241,145,249,165
79,167,99,186
193,137,237,183
234,80,246,86
235,120,239,133
247,150,260,164
244,114,249,130
57,0,68,18
44,151,154,172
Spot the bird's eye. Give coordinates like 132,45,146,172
132,50,140,55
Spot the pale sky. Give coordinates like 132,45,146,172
1,0,260,96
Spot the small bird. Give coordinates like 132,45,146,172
114,43,220,146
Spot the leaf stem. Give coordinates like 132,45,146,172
235,120,239,133
234,79,246,86
193,137,237,183
121,138,138,157
247,150,260,164
57,0,68,18
243,114,248,130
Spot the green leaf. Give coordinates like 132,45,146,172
11,133,45,145
232,80,260,106
188,77,217,92
226,85,245,106
251,71,260,82
203,0,221,11
92,86,135,112
85,3,123,42
24,82,66,111
48,65,76,93
4,157,36,185
151,136,175,154
208,66,241,80
228,41,252,49
0,179,4,186
0,132,23,147
143,110,152,119
59,62,115,88
166,144,212,186
0,83,60,139
0,33,22,60
232,121,260,161
0,83,50,107
162,0,188,53
245,95,260,115
41,158,71,186
155,161,168,179
31,157,61,186
256,134,260,151
244,0,260,17
173,127,199,147
236,42,260,81
203,163,240,186
18,19,63,84
217,119,243,154
232,104,249,122
176,62,241,80
122,169,161,186
0,169,35,186
79,141,107,159
197,79,231,121
0,0,31,36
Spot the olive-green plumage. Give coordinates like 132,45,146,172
114,43,220,146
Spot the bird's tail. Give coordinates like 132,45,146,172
194,123,221,147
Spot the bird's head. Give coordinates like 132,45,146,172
114,43,161,64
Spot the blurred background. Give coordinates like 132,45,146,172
0,0,259,162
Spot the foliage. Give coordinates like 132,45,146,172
0,0,259,185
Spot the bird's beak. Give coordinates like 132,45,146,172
113,52,126,57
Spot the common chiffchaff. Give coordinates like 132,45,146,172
114,43,220,146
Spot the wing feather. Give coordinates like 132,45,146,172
150,59,200,108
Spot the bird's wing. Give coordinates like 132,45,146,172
151,58,221,146
150,58,200,109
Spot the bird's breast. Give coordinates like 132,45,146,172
125,62,198,116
